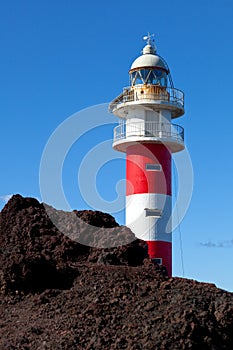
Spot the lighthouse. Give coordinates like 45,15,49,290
109,34,185,276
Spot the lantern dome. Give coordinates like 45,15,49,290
130,46,168,73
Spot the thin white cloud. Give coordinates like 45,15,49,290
200,240,233,248
0,194,13,203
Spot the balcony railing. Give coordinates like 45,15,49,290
113,121,184,144
109,86,184,113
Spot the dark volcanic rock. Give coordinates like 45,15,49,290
0,194,233,350
73,209,119,228
0,194,147,295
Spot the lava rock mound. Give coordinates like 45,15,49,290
0,194,148,294
0,194,233,350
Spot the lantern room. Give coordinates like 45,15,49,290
129,42,170,88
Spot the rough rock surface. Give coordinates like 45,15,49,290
0,194,233,349
0,195,148,294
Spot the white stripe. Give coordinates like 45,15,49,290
126,193,172,242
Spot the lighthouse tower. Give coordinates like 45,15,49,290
109,35,185,276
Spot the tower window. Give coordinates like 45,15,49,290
145,208,162,217
146,163,162,171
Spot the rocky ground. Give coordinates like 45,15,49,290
0,195,233,349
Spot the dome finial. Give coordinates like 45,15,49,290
143,32,155,46
142,32,156,54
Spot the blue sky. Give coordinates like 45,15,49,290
1,0,233,291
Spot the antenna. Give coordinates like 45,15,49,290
143,32,155,46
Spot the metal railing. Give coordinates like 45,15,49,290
109,86,184,112
113,121,184,143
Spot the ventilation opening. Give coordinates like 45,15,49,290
146,164,162,171
145,208,162,217
152,258,162,265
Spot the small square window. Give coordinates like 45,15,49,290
146,164,162,171
152,258,162,265
145,208,162,217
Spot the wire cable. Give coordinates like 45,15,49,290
173,160,185,277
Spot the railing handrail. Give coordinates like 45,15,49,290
109,86,184,113
113,121,184,143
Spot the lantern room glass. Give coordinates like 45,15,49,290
130,68,168,87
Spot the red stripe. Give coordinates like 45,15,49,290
146,241,172,276
126,143,171,196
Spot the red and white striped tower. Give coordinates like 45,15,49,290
109,35,185,276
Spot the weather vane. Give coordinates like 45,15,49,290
143,32,155,46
